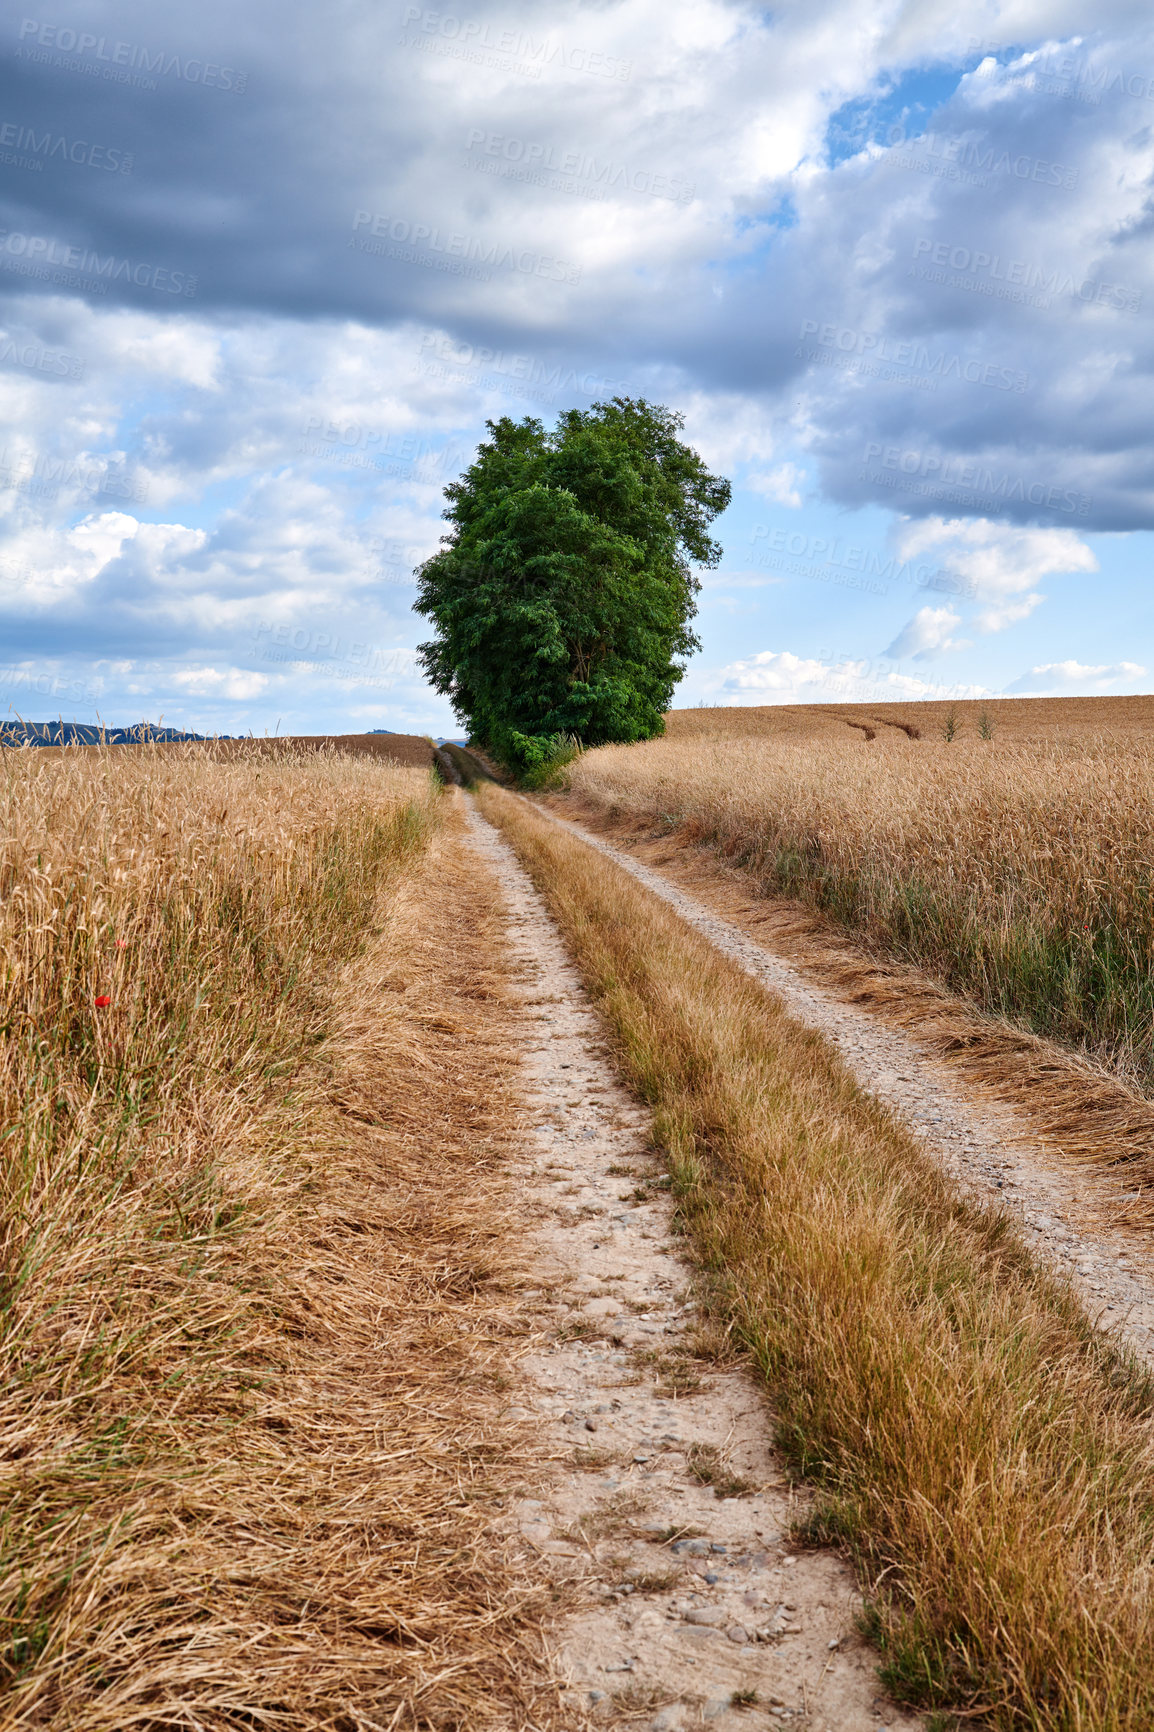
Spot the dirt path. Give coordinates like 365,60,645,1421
535,805,1154,1369
464,801,923,1732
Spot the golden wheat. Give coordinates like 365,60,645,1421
0,746,558,1728
566,719,1154,1085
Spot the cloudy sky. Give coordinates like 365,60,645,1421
0,0,1152,734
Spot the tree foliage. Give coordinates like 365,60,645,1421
414,397,730,771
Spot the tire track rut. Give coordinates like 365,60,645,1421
465,801,922,1732
537,803,1154,1369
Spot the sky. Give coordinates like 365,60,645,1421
0,0,1152,735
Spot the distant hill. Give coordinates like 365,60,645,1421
0,721,213,747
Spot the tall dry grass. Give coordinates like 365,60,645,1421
567,729,1154,1088
479,780,1154,1731
0,746,555,1727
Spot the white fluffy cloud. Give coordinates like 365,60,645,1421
169,665,270,700
894,519,1098,604
749,463,806,506
711,647,989,703
884,605,967,660
974,594,1046,632
882,517,1098,656
1006,658,1146,693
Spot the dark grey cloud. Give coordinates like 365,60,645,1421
731,43,1154,530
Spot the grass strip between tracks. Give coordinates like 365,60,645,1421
477,780,1154,1732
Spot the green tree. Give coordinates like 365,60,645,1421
414,397,730,773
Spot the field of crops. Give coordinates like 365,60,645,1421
13,709,1154,1728
566,696,1154,1088
0,741,548,1726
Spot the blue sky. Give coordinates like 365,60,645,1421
0,1,1152,734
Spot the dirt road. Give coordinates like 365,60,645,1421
532,805,1154,1369
465,800,923,1732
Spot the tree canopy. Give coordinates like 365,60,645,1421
414,397,730,773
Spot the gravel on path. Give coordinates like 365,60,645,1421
465,801,923,1732
538,804,1154,1368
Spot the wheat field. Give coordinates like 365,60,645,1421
565,698,1154,1090
0,743,554,1728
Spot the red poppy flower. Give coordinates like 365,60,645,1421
94,996,112,1007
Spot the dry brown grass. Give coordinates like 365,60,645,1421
565,708,1154,1101
0,746,561,1729
479,779,1154,1732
